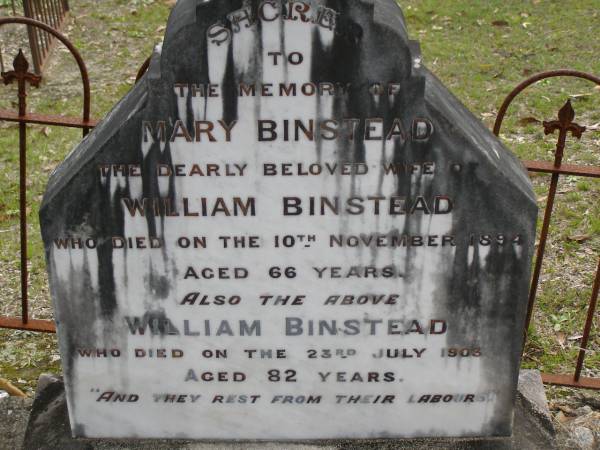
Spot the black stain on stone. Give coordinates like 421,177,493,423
222,35,239,124
145,268,172,300
72,423,86,439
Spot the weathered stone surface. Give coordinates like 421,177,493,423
517,370,555,435
554,406,600,450
23,373,557,449
40,0,537,441
22,375,77,450
0,395,33,450
567,427,596,450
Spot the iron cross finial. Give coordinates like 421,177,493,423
543,99,586,139
542,99,587,166
1,49,41,88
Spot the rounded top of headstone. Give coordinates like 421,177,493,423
158,0,415,85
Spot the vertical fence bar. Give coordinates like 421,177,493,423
49,0,58,28
53,0,60,20
32,2,48,66
37,1,45,26
42,2,51,55
38,2,49,55
51,0,60,29
23,0,43,74
46,0,57,30
525,174,559,331
21,0,71,74
17,145,27,320
18,109,28,324
574,260,600,381
42,1,52,31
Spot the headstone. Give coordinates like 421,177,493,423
41,0,538,441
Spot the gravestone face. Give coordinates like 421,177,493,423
41,0,537,441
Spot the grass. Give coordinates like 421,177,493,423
0,0,599,396
0,0,173,394
400,0,600,384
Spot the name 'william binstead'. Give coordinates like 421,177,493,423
124,317,448,337
120,195,453,218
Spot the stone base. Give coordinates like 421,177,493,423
0,396,33,450
22,371,556,450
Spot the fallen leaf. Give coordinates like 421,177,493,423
557,405,576,416
0,378,26,397
569,93,592,99
518,116,541,125
492,20,509,27
41,126,51,137
556,331,566,348
587,122,600,131
567,234,591,243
